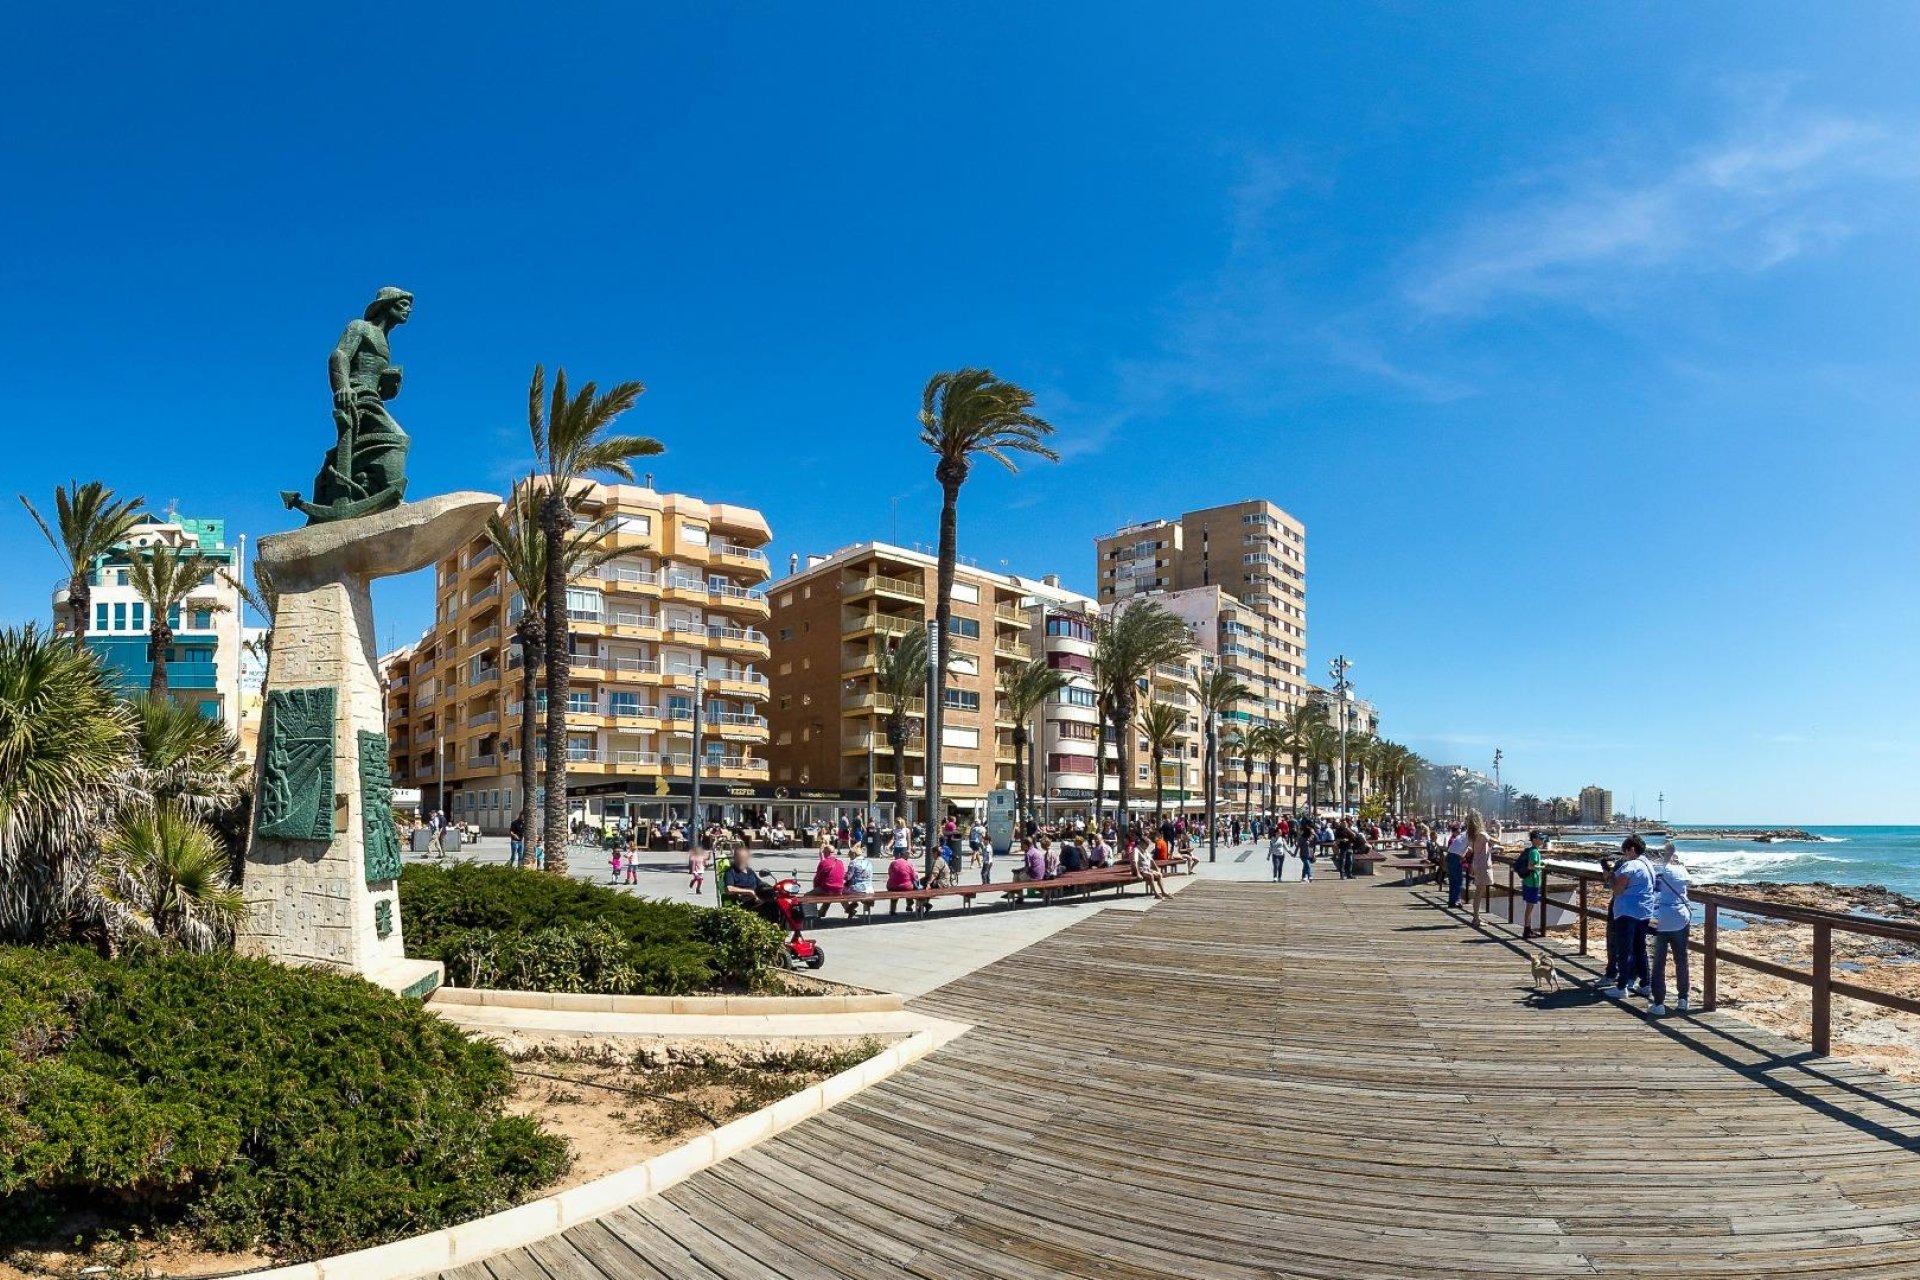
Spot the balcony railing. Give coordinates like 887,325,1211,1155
598,565,661,587
467,711,499,728
712,541,769,563
567,607,604,623
609,703,658,720
711,711,768,728
466,544,498,569
708,624,768,645
844,574,923,599
706,580,768,602
466,582,501,607
468,753,497,769
607,609,660,630
714,669,769,687
614,749,660,766
607,655,662,676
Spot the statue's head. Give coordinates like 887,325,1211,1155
364,287,414,326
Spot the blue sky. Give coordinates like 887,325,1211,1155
4,3,1918,822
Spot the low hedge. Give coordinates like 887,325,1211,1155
399,862,784,994
0,945,568,1256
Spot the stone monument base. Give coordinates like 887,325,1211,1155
242,492,499,995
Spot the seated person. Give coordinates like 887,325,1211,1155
811,841,846,897
1058,839,1088,874
916,855,955,914
1087,837,1112,869
1042,839,1061,879
1015,837,1047,883
722,849,769,911
886,850,918,915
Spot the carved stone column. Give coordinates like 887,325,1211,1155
239,492,499,996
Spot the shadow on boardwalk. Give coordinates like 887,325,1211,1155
447,878,1920,1279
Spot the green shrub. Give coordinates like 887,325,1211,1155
0,944,568,1256
400,863,781,994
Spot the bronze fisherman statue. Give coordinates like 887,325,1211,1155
282,287,413,524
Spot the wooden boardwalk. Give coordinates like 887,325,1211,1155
446,878,1920,1278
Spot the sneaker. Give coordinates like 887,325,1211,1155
1628,983,1650,998
1598,984,1624,998
1676,997,1692,1013
1648,1003,1668,1016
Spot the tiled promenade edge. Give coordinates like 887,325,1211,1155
455,877,1920,1278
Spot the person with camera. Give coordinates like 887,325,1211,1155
1600,834,1656,999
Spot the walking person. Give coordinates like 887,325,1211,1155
1443,822,1467,909
1649,842,1693,1015
1269,828,1287,882
688,841,707,897
1601,835,1656,999
1466,810,1494,925
1515,829,1547,938
508,812,525,869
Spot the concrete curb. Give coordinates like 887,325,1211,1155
238,1021,962,1280
428,987,905,1015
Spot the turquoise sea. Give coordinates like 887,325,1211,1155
1668,826,1920,897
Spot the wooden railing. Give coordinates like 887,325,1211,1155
1482,852,1920,1057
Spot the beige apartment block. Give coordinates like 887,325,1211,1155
381,480,773,834
764,543,1033,820
1095,498,1309,811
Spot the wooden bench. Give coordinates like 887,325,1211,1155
1385,857,1433,884
805,867,1141,919
1155,852,1199,875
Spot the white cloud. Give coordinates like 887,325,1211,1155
1406,110,1920,318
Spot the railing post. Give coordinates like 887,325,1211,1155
1703,901,1718,1013
1578,878,1589,955
1812,921,1832,1056
1507,861,1516,928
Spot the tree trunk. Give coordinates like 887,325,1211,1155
148,622,172,694
539,490,571,875
1204,722,1216,861
516,622,542,841
1113,694,1134,841
1152,746,1164,828
1011,723,1028,833
888,716,907,830
69,575,90,643
930,473,962,834
1094,702,1108,829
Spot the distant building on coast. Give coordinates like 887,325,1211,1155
52,512,248,737
1579,785,1614,826
381,479,773,834
1093,498,1309,807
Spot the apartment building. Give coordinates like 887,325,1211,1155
763,543,1034,820
1094,499,1309,809
54,513,249,737
1578,785,1615,827
382,480,773,834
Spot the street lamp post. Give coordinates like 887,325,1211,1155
1493,748,1503,825
689,669,707,845
1328,655,1353,818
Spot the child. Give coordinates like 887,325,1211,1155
623,839,639,886
688,843,708,896
609,845,623,882
533,838,546,871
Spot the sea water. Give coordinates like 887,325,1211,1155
1667,826,1920,896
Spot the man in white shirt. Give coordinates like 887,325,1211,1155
1648,843,1693,1015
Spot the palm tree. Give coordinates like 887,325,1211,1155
1136,700,1186,831
873,625,930,826
20,481,146,640
1221,723,1254,824
1193,670,1251,860
918,369,1056,816
1248,722,1286,815
526,364,660,875
127,543,226,695
486,478,624,853
126,695,246,816
1281,701,1330,813
91,804,246,954
1301,721,1342,812
1092,601,1191,841
0,625,134,941
997,658,1069,831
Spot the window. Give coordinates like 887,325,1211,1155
942,689,980,713
1055,721,1097,741
608,692,640,716
94,603,108,633
616,514,651,536
130,602,146,633
193,609,212,630
951,582,979,605
1045,616,1092,641
113,602,127,631
947,617,980,639
1049,754,1096,774
681,525,708,546
942,763,979,786
942,726,979,750
1056,686,1098,708
565,587,603,616
778,627,793,641
1047,652,1092,674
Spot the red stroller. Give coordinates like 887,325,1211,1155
761,874,826,970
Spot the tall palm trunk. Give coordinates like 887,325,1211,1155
1094,697,1109,828
1291,749,1304,814
1242,757,1254,822
1204,722,1217,861
930,470,963,827
1151,745,1165,828
887,713,908,824
539,492,572,874
515,618,543,840
68,573,90,641
1112,693,1135,840
1011,724,1028,831
148,619,173,694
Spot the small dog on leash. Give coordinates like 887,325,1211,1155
1528,951,1560,992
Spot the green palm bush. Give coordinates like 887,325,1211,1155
91,805,246,953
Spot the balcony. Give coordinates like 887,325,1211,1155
567,606,604,625
606,655,663,678
711,711,769,729
843,574,923,602
994,605,1027,626
711,668,769,690
614,749,661,766
705,580,768,604
607,608,661,633
467,710,499,729
842,690,925,715
707,624,769,649
598,564,661,588
416,691,437,708
467,753,497,769
994,637,1032,661
466,544,498,570
844,612,918,640
608,702,659,722
711,541,769,565
466,582,501,608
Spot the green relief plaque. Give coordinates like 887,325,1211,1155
258,687,336,841
359,730,404,884
374,899,394,938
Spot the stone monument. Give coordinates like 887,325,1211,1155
239,288,498,998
